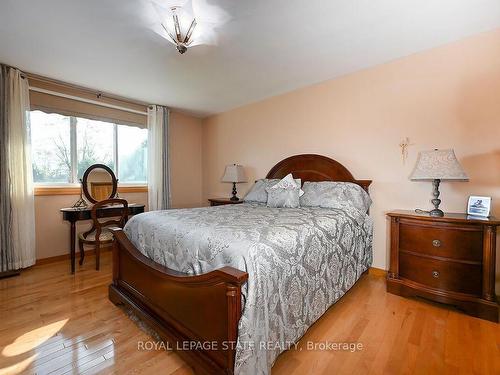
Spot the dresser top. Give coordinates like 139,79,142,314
208,198,244,204
387,210,500,226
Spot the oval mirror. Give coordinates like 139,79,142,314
81,164,118,204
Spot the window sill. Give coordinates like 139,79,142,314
34,185,148,196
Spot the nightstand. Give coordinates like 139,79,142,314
208,198,245,207
387,210,499,322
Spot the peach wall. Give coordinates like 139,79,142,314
170,111,204,208
35,110,203,260
202,29,500,280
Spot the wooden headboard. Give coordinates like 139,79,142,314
266,154,372,193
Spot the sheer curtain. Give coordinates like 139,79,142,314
0,65,36,272
147,105,171,211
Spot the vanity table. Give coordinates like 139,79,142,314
61,204,145,273
60,163,145,273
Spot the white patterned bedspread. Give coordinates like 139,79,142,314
123,203,373,375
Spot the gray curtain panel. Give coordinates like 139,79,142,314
160,107,170,210
147,105,171,211
0,65,13,272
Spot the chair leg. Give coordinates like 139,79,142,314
95,242,100,271
79,240,85,265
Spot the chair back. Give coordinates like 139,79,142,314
90,198,129,242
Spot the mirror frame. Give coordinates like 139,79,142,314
81,164,118,204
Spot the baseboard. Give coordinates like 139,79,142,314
0,270,21,279
35,246,112,266
369,267,387,277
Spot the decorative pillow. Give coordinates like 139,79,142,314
300,181,372,213
265,173,302,208
270,173,304,196
266,186,300,208
243,176,304,202
243,179,280,203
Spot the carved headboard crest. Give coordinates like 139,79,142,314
265,154,371,193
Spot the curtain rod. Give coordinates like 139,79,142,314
27,72,152,108
29,86,148,116
2,61,157,110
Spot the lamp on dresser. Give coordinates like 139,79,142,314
410,149,468,217
221,164,247,201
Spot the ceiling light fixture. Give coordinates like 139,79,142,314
161,5,197,54
151,0,230,55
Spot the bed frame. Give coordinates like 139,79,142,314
109,154,372,374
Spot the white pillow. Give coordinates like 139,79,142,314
269,173,304,196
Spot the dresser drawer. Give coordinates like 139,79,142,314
399,222,483,262
399,252,482,296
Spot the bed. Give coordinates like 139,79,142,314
109,154,372,375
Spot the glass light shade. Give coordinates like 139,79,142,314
150,0,230,51
221,164,247,183
155,1,197,53
163,8,195,40
410,149,469,181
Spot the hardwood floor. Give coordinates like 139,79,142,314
0,253,498,375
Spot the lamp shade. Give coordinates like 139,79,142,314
221,164,247,183
410,149,469,181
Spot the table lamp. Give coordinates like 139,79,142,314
221,164,247,201
410,149,468,217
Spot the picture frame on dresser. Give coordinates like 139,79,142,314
467,195,491,217
386,210,499,322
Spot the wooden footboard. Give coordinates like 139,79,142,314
108,229,249,375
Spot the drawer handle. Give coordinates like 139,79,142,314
432,270,440,278
432,239,442,247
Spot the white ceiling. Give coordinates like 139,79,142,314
1,0,500,117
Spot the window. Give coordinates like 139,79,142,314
76,118,115,179
117,126,148,183
30,110,148,185
31,111,72,184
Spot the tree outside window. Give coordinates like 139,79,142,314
30,110,147,184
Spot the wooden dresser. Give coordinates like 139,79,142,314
387,210,499,322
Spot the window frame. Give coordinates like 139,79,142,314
34,185,148,196
31,111,148,195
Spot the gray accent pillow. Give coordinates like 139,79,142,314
300,181,372,213
243,179,280,203
243,177,303,203
266,187,300,208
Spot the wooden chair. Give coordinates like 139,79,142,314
78,198,129,270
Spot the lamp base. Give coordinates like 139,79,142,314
429,179,444,217
230,182,240,201
429,208,444,217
